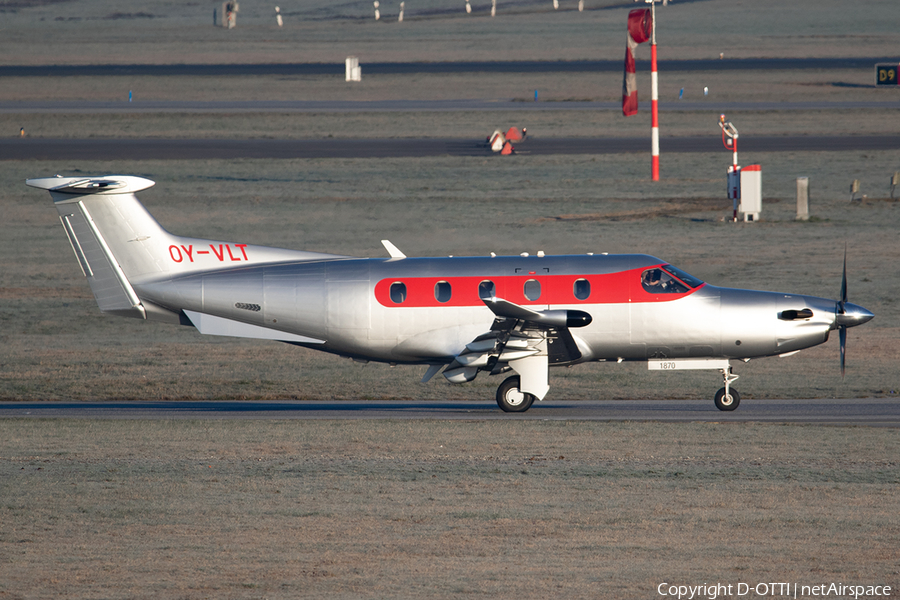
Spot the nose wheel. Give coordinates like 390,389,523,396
714,368,740,411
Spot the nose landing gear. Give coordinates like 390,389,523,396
714,367,740,411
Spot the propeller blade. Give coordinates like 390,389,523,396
834,247,874,378
840,246,848,309
839,325,847,379
838,246,848,379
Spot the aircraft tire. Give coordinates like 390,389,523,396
714,387,740,411
496,376,535,412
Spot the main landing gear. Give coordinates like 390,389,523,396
714,367,740,411
492,364,743,413
496,375,535,412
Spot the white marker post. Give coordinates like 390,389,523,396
346,56,361,82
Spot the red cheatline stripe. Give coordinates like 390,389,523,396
374,268,703,308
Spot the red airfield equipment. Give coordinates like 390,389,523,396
622,1,661,181
719,114,739,221
719,113,738,169
622,9,651,116
487,128,525,154
504,127,526,142
719,114,761,222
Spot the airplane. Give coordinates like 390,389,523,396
27,174,874,412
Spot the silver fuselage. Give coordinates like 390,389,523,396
134,254,839,365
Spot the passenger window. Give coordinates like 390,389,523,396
524,279,541,301
478,280,496,299
573,278,590,300
389,282,407,304
641,268,688,294
434,281,451,303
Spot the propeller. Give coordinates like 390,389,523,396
834,247,874,377
839,249,847,377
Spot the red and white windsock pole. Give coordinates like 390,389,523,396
622,1,661,180
649,0,659,181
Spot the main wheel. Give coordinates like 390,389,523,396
496,376,535,413
714,387,741,411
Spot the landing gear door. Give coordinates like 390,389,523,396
509,339,549,400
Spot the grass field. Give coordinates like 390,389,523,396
2,419,898,599
4,105,900,141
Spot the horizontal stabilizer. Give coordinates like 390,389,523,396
183,310,325,344
26,175,155,196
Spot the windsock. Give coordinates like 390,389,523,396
622,8,652,117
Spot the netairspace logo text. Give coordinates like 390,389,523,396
657,582,893,600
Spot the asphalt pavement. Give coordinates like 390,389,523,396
4,135,899,160
3,99,899,114
3,57,898,77
0,398,897,425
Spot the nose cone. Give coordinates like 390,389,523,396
836,302,874,328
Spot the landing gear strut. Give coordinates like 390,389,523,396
496,375,535,413
714,367,740,411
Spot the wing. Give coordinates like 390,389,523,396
438,297,592,400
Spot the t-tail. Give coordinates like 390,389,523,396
27,175,343,324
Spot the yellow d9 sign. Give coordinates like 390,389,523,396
875,63,899,86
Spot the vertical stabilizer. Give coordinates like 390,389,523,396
27,175,168,319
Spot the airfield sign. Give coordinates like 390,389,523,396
875,63,899,86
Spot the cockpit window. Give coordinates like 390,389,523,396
661,265,703,289
641,268,689,294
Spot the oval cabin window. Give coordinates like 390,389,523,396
434,281,452,303
573,278,590,300
390,282,407,304
524,279,541,301
478,280,496,299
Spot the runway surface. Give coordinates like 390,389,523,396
1,398,897,426
3,99,898,114
3,57,897,77
5,135,900,160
